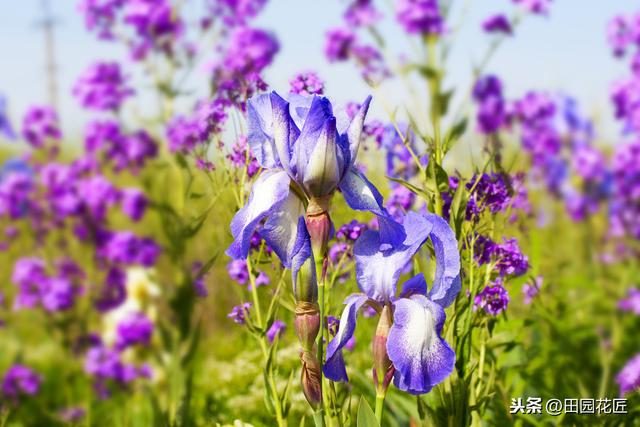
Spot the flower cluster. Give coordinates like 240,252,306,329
289,71,325,96
21,105,61,149
166,99,228,154
1,365,41,400
395,0,445,35
73,61,134,111
474,278,510,316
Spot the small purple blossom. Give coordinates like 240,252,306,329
223,27,279,76
227,136,260,178
266,320,286,343
78,0,125,40
99,231,161,267
22,105,61,148
618,288,640,315
473,75,506,134
324,28,356,62
482,14,512,35
289,71,325,95
344,0,382,28
167,99,228,153
115,312,154,350
522,276,543,304
228,302,252,324
73,61,134,111
227,259,249,285
0,95,16,139
336,220,368,242
2,365,41,399
474,280,510,315
395,0,445,35
512,0,551,15
123,0,183,60
616,353,640,396
120,188,147,221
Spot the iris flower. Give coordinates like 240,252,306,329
324,211,461,394
226,91,404,281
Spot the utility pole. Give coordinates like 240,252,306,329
37,0,59,111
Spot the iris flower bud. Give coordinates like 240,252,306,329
372,304,395,395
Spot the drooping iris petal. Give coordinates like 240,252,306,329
290,216,315,293
226,170,291,259
400,272,427,298
345,95,372,166
354,211,432,302
247,93,280,169
287,93,316,131
261,191,306,268
323,294,369,382
339,167,405,246
387,295,455,395
424,213,461,308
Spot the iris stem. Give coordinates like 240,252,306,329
316,257,326,410
375,393,386,424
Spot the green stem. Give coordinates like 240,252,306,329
375,394,386,424
313,409,326,427
315,257,326,411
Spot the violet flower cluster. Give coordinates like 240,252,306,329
73,61,134,111
324,1,389,85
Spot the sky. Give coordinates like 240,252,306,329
0,0,638,142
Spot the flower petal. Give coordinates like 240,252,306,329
354,211,432,302
339,167,405,246
270,92,300,174
323,294,369,382
247,94,279,169
290,216,314,293
387,295,455,394
400,273,427,298
302,117,343,196
424,213,461,308
226,170,291,260
292,96,335,184
345,95,372,166
261,189,306,268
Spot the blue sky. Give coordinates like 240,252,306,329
0,0,638,141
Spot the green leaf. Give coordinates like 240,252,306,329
439,89,454,117
357,397,380,427
444,118,468,153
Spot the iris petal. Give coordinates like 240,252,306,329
247,94,280,169
345,95,372,167
387,295,455,395
339,167,406,246
261,190,307,268
226,170,291,260
424,213,461,308
323,294,369,382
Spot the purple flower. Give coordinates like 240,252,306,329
167,99,228,153
41,277,77,312
77,0,125,40
99,231,161,267
474,236,529,277
78,175,120,221
380,124,423,179
115,312,154,350
386,185,416,221
329,242,349,265
228,302,252,324
289,71,325,96
619,288,640,315
324,28,356,62
226,92,405,284
254,271,270,289
22,105,61,148
351,44,390,84
84,345,146,397
191,262,209,298
395,0,445,35
227,136,260,178
616,353,640,395
512,0,551,15
0,168,33,220
73,61,133,111
223,27,279,76
266,320,286,343
95,267,126,312
482,14,512,35
474,280,510,316
0,95,16,140
12,257,47,309
1,365,41,399
609,139,640,239
473,75,506,134
466,173,512,219
212,0,267,26
123,0,182,60
120,188,147,221
227,260,249,285
344,0,382,28
336,220,368,242
522,276,543,305
324,212,461,394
